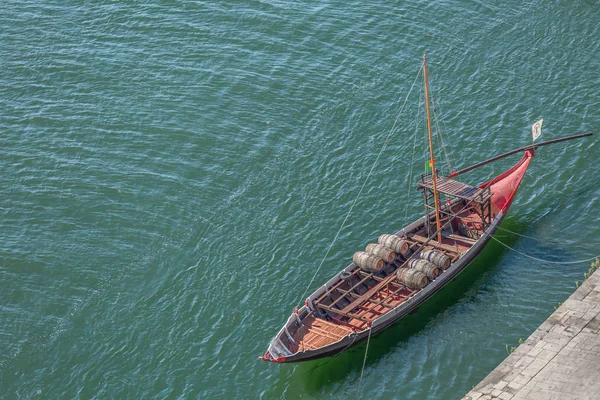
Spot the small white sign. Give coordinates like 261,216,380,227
532,119,543,142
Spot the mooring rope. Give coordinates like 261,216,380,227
355,323,373,400
495,226,549,241
299,64,425,305
490,234,600,265
333,330,358,358
495,225,600,250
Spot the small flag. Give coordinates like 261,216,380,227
532,119,543,142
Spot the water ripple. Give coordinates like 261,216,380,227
0,0,598,398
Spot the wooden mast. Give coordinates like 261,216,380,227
423,54,442,243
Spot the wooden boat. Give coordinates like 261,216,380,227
260,55,592,364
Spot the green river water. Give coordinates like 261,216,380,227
1,1,599,399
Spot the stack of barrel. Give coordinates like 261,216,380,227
352,234,412,274
352,233,452,291
398,249,451,289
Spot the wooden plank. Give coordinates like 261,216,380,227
446,233,477,245
340,272,400,314
410,234,463,255
334,288,361,300
318,303,372,322
314,268,369,306
354,285,412,319
357,270,384,282
295,316,354,350
359,300,394,310
305,323,349,341
314,275,350,304
327,272,375,308
419,176,493,203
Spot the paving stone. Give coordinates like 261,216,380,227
531,340,546,351
532,380,556,391
534,369,552,380
521,359,549,378
553,353,572,365
498,392,513,400
507,381,524,391
513,374,531,387
524,388,554,399
561,325,579,337
550,324,566,335
512,354,535,370
558,346,573,357
480,383,494,395
542,341,565,353
585,316,600,331
571,285,592,301
511,388,530,399
493,380,509,391
526,330,546,344
526,346,543,358
500,369,522,384
581,307,599,321
511,343,533,358
463,268,600,400
535,349,556,362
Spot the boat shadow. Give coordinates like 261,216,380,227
294,217,527,393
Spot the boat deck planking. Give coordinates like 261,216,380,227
313,230,478,330
291,315,354,352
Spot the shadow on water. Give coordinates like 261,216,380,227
290,216,529,395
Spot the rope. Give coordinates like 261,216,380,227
404,86,423,221
355,324,373,400
496,226,600,249
423,109,429,176
299,64,425,305
490,234,600,265
495,226,545,241
333,330,358,358
431,94,453,175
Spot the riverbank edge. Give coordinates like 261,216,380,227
462,264,600,400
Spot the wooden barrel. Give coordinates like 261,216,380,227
396,268,428,289
408,259,440,280
365,243,396,263
420,250,451,270
353,251,384,273
378,234,410,257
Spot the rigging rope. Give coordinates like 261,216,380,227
404,86,423,221
490,234,600,265
431,92,453,175
299,64,425,305
355,324,373,400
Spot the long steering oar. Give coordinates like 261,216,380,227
448,132,593,178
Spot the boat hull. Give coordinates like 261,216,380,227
264,210,505,363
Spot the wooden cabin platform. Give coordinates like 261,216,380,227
419,176,492,202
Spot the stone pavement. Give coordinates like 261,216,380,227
463,267,600,400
